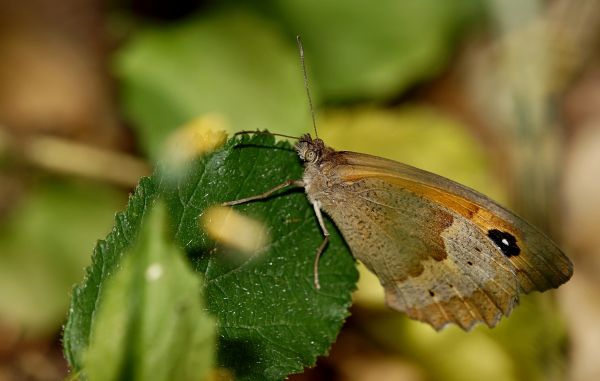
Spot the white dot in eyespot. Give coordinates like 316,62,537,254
501,238,509,246
146,263,163,281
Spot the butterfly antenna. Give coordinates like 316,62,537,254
296,36,319,139
233,130,300,140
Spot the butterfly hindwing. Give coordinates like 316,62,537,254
316,175,518,329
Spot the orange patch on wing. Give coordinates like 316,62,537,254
340,168,523,245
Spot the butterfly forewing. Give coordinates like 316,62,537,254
332,151,573,291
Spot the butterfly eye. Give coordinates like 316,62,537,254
305,149,318,163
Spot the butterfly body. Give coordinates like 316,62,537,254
295,134,572,330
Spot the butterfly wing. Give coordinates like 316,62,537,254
309,150,572,330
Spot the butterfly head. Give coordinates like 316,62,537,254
296,134,326,164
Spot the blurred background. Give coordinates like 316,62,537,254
0,0,599,380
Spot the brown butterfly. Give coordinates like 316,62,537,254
222,38,573,331
224,133,572,330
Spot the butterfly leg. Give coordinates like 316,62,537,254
312,201,329,290
222,179,305,206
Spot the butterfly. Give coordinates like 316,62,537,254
224,133,572,330
311,134,574,328
222,38,572,331
225,135,573,330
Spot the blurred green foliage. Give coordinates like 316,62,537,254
115,0,487,156
0,180,123,335
251,0,486,100
116,11,310,158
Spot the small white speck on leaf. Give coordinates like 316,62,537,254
146,263,164,281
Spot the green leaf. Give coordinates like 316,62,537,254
115,11,310,158
64,177,158,368
64,134,358,381
256,0,486,100
83,203,215,381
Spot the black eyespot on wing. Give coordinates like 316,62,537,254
487,229,520,257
